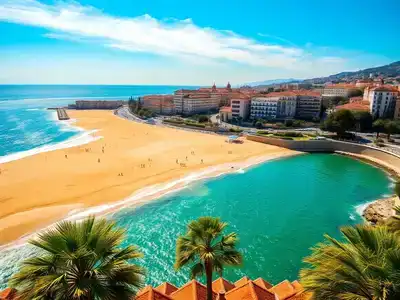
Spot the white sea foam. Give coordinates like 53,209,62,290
354,201,375,217
25,108,40,111
0,129,102,164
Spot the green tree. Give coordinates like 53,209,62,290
10,217,145,300
285,119,293,127
385,120,399,140
175,217,242,300
301,225,400,299
373,119,386,139
255,121,263,129
348,89,363,98
321,109,355,136
353,111,373,132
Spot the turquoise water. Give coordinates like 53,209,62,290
0,154,391,288
0,85,193,157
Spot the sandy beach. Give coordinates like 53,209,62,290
0,110,297,246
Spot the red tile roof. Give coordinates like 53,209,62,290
336,102,370,112
212,278,236,294
253,278,273,290
136,286,173,300
0,288,17,300
170,279,216,300
155,282,179,295
325,84,357,89
220,106,232,113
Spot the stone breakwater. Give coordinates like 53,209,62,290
362,196,398,224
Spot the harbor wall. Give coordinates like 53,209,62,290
247,135,400,171
69,100,127,110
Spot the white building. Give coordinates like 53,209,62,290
231,98,250,120
250,97,278,119
367,87,398,118
173,90,221,115
322,84,359,98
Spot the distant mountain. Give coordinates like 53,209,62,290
303,61,400,84
245,78,298,87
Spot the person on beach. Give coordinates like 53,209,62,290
201,159,203,164
65,154,68,159
98,158,100,163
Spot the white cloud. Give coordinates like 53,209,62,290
0,0,342,70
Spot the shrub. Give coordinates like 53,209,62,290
197,115,210,123
274,131,303,138
279,137,293,140
284,119,293,127
229,128,243,133
183,121,206,128
164,119,184,124
257,130,270,135
255,121,264,129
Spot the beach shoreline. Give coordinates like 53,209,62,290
0,109,299,247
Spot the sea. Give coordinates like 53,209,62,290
0,85,393,288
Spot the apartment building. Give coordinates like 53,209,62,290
296,92,322,119
231,98,250,120
250,97,278,119
173,90,221,115
140,95,175,115
249,91,321,120
367,86,398,118
322,84,359,98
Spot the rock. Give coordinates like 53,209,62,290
363,197,396,224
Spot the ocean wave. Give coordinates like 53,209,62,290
354,200,376,217
0,129,102,164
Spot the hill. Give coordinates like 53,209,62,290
245,78,297,87
303,61,400,84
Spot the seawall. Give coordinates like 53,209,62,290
247,135,400,176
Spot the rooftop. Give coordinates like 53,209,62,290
135,277,311,300
336,102,370,112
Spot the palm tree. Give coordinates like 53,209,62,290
10,216,145,300
300,224,400,299
386,205,400,233
175,217,242,300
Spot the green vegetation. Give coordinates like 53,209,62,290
321,109,355,137
347,88,364,98
189,114,210,123
10,216,145,300
301,225,400,299
353,111,373,132
163,118,207,128
394,182,400,199
175,217,242,300
229,127,243,133
128,97,155,119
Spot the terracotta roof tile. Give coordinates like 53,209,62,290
220,106,232,112
253,278,273,290
136,286,173,300
155,282,178,295
170,279,216,300
234,276,250,287
336,102,370,112
225,281,275,300
212,277,235,294
268,280,296,300
0,288,17,300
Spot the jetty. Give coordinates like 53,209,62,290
56,108,70,120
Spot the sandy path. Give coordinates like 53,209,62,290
0,110,296,246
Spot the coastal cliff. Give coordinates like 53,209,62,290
363,196,398,224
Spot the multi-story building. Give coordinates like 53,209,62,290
367,86,398,118
250,97,278,119
140,95,175,115
231,98,250,120
322,84,359,98
173,90,221,115
296,92,322,119
249,91,321,120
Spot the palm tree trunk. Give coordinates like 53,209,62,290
205,261,213,300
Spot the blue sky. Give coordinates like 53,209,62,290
0,0,399,85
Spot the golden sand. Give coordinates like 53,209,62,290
0,110,296,246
